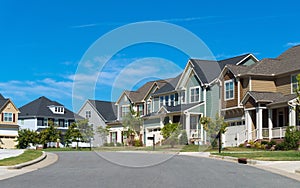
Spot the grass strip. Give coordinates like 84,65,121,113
0,150,43,166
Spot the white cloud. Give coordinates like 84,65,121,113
0,78,73,107
285,42,300,47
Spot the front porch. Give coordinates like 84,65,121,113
245,105,300,141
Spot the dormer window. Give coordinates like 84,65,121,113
49,105,65,114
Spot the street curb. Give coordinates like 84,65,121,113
7,151,47,170
209,154,258,165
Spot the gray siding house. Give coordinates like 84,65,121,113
78,100,117,147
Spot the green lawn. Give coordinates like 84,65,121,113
212,150,300,161
0,150,43,166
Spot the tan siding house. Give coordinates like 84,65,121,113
0,94,19,149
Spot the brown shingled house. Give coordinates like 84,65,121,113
219,46,300,146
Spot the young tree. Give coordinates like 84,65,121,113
97,125,110,144
201,114,228,153
16,129,39,149
179,130,188,145
65,122,82,147
77,119,94,145
39,120,61,148
161,123,180,148
122,106,143,145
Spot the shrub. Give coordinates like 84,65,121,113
283,126,300,150
116,142,123,147
179,130,188,145
254,142,262,149
133,140,143,147
275,142,286,150
267,140,277,149
238,143,244,148
261,141,268,145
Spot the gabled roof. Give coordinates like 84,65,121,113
219,54,256,67
19,96,83,119
188,54,258,85
0,94,19,113
87,100,117,122
241,91,298,107
117,79,171,104
241,91,284,104
153,74,182,96
224,45,300,78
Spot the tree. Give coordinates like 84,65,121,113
16,129,39,149
65,122,82,147
201,114,228,153
122,106,143,145
97,125,110,144
283,126,300,150
77,119,94,144
179,130,188,145
161,123,180,148
39,120,61,148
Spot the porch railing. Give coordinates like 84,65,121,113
260,126,300,139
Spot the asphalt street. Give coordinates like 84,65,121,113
1,151,299,188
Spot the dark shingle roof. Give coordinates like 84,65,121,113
227,45,300,77
19,96,83,119
153,74,182,95
218,54,251,68
268,94,297,106
0,94,9,111
165,103,203,113
246,91,284,103
243,91,297,107
88,100,117,122
190,54,254,84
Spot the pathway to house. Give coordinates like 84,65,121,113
0,151,299,187
0,149,24,160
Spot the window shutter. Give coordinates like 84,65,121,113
13,113,15,122
1,113,3,122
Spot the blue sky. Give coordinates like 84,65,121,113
0,0,300,112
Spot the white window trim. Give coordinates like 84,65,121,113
121,105,130,118
3,112,13,122
291,74,299,94
224,79,235,101
189,86,201,103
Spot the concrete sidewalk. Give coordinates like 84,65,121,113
0,152,58,180
179,152,300,181
0,149,24,160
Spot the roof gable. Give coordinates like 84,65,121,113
87,100,117,122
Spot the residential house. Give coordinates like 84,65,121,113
220,45,300,147
77,100,117,147
18,96,83,145
143,54,258,146
109,79,168,145
0,94,20,148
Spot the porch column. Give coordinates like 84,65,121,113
200,124,204,144
289,106,296,126
245,110,252,141
268,109,273,140
185,113,191,143
256,108,263,140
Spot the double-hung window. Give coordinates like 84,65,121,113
291,74,299,93
225,80,234,100
159,96,164,107
190,87,200,103
121,105,130,118
3,112,13,122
